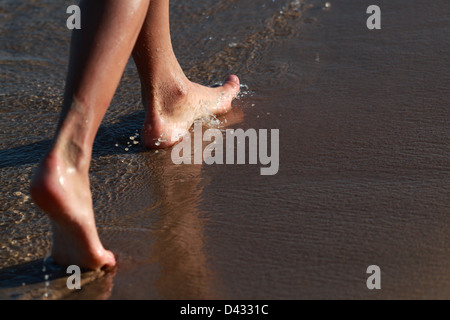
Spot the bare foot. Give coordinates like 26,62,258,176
30,151,116,270
141,74,240,148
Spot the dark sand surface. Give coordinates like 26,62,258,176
0,0,449,299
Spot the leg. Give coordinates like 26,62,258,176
30,0,150,270
132,0,240,148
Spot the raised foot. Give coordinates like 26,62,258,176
30,152,116,270
141,75,240,149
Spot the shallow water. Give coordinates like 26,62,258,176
0,0,449,299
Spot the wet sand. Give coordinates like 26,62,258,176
0,0,449,299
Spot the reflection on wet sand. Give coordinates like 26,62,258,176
148,110,244,299
150,155,214,299
0,258,116,300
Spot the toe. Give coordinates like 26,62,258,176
209,75,240,114
103,250,116,268
223,74,240,92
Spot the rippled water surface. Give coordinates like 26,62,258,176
1,0,449,299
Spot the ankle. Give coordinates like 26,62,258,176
51,138,91,172
143,76,190,113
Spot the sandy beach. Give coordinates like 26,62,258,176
0,0,449,299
